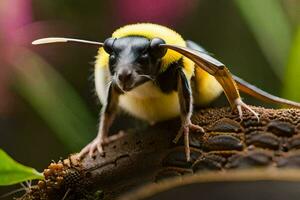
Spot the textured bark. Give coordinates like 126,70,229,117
19,107,300,200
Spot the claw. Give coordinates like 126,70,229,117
189,124,204,132
76,137,104,159
88,142,97,158
234,98,260,121
96,143,104,155
77,131,125,160
173,123,204,144
103,131,125,144
173,122,204,162
77,144,91,159
173,129,183,144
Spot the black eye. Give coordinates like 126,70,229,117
103,37,116,54
109,54,116,65
109,55,116,73
140,52,149,59
150,38,167,58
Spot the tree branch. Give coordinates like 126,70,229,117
19,107,300,200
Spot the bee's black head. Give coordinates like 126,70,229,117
103,36,166,91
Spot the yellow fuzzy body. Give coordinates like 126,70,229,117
95,23,222,123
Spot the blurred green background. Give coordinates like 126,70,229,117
0,0,300,197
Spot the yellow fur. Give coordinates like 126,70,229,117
94,23,223,123
97,23,194,79
119,82,180,122
193,68,223,105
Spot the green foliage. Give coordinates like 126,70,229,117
13,49,96,151
283,28,300,101
0,149,43,186
234,0,292,79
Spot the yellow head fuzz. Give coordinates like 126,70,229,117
96,23,194,77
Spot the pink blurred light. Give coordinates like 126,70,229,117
0,0,32,44
0,0,33,114
115,0,198,26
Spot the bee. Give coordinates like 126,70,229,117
33,23,300,161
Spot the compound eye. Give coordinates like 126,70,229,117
149,38,167,58
103,37,116,54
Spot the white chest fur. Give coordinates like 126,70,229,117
95,67,180,123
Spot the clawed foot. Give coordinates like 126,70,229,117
77,131,125,159
173,121,204,162
235,98,259,121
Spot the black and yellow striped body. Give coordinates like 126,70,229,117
95,23,222,123
32,22,300,161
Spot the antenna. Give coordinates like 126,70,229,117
32,37,103,46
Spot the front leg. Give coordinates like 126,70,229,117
173,69,204,162
78,82,121,159
160,44,259,120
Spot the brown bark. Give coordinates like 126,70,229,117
19,107,300,200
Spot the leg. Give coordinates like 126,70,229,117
78,82,121,159
160,44,259,120
174,69,204,162
213,66,259,120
